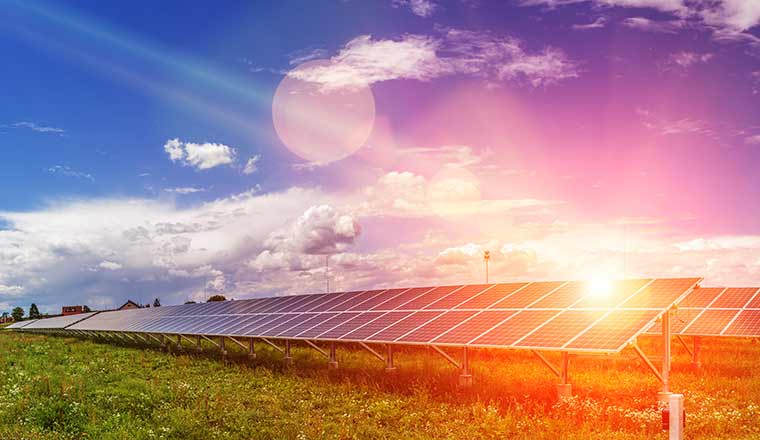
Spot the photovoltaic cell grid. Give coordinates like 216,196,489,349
646,287,760,337
19,278,701,354
5,319,37,329
19,312,98,330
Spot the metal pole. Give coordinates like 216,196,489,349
284,340,294,365
248,338,256,359
220,336,227,358
328,342,338,369
196,335,202,352
458,346,473,386
692,336,701,369
659,310,672,401
385,345,396,372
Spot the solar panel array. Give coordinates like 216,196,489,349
41,277,700,354
21,312,98,330
647,287,760,337
5,319,37,329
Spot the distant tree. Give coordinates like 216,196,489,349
11,307,24,321
153,298,161,307
82,305,91,313
29,303,41,319
207,295,226,302
184,300,196,304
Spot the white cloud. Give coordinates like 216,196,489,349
163,138,237,170
243,155,261,175
164,187,206,194
621,16,687,33
0,284,24,296
698,0,760,32
746,134,760,145
13,121,65,134
526,0,760,45
46,165,94,182
572,16,608,30
520,0,688,14
98,260,123,270
0,186,331,312
392,0,438,17
665,51,713,68
289,30,578,91
359,170,558,218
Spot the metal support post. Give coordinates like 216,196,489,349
458,346,473,387
196,335,202,352
248,338,256,359
284,340,294,365
691,336,701,369
385,344,396,372
658,310,672,402
557,351,572,398
220,336,227,358
176,334,182,350
328,342,338,369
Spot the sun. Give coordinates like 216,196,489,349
587,276,613,299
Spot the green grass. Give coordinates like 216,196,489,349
1,332,759,439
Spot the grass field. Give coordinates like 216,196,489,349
1,331,759,439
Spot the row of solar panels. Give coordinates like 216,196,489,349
9,278,701,354
646,287,760,337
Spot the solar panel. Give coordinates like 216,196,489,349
44,277,699,355
645,286,760,337
5,319,37,329
490,282,564,308
397,311,477,343
455,283,528,309
566,309,660,351
21,312,98,330
432,310,518,344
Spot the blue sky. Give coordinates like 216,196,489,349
1,0,759,314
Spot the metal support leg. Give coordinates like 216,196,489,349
248,338,256,359
385,344,396,372
557,351,572,398
284,340,294,366
196,335,202,352
220,336,227,358
328,342,338,369
691,336,702,369
658,310,672,402
176,334,182,350
458,346,473,386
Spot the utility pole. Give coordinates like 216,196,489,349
484,250,490,284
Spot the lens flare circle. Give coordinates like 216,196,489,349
272,60,376,164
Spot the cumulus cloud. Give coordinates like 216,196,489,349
0,187,331,313
46,165,94,182
98,261,123,270
289,30,578,91
0,284,25,296
359,170,558,218
164,138,237,170
392,0,437,17
243,155,261,175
